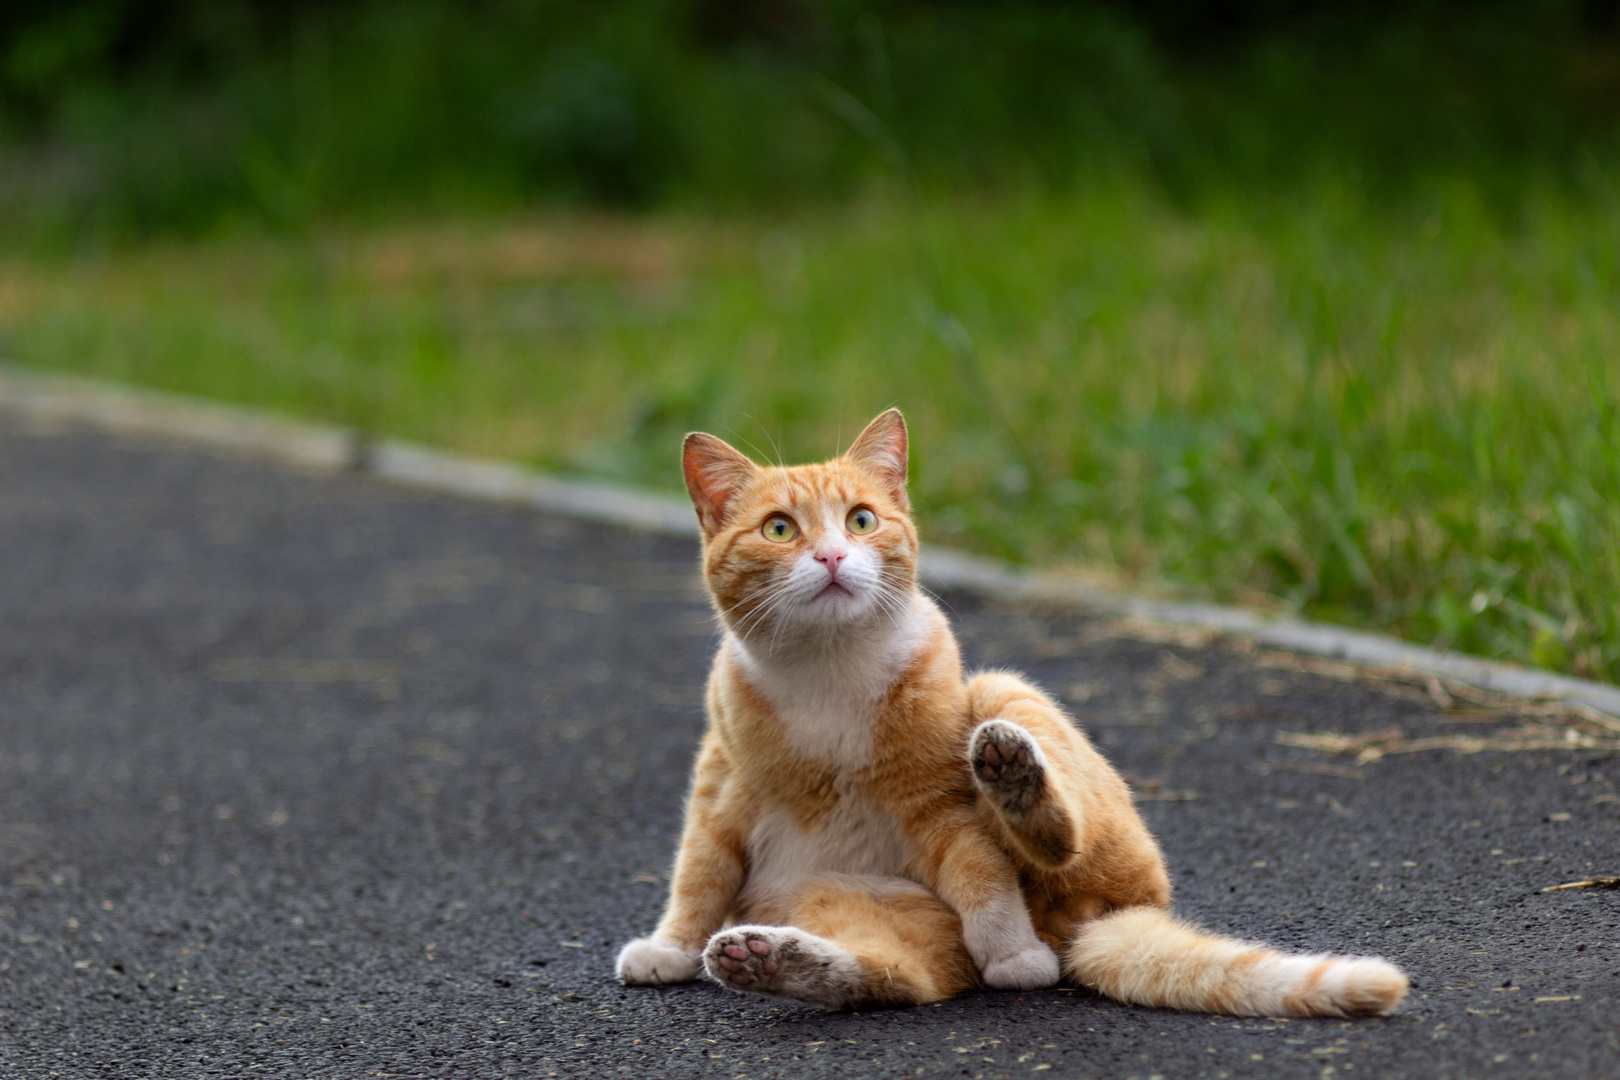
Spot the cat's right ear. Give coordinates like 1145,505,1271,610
683,433,758,536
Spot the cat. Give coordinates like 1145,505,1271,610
615,408,1408,1016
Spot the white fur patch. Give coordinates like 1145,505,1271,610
1247,953,1321,1004
739,793,909,907
981,945,1063,991
960,891,1060,990
731,593,934,769
1248,953,1409,1016
615,936,702,985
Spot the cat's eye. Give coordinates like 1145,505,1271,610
762,515,799,543
847,507,878,535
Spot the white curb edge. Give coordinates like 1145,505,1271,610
6,365,1618,719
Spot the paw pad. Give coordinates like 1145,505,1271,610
702,925,862,1009
970,719,1047,816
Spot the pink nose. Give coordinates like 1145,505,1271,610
815,548,846,576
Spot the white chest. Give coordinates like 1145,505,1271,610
752,666,882,769
728,596,932,771
740,789,909,903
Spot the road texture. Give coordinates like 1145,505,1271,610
1,416,1617,1079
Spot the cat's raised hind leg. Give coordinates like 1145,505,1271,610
969,716,1082,873
965,670,1170,905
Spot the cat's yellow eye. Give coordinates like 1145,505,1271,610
847,507,878,535
762,515,799,543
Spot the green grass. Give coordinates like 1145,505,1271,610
4,179,1618,682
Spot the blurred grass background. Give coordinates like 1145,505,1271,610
1,0,1618,681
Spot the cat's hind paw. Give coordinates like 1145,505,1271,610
616,936,702,985
703,925,865,1010
969,719,1048,819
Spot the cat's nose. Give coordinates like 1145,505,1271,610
814,548,847,576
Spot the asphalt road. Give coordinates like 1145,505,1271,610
1,416,1617,1080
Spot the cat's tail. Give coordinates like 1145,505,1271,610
1065,906,1408,1017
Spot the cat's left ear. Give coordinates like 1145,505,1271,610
846,408,909,512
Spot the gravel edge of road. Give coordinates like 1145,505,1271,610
4,362,1617,719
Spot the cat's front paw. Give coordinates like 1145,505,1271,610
969,719,1048,819
981,945,1061,990
616,936,702,984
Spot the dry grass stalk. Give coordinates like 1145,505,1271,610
1123,775,1201,801
1092,619,1620,734
1541,877,1620,892
1248,761,1367,781
1276,723,1620,764
1102,617,1220,651
1252,650,1620,733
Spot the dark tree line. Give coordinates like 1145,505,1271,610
1,1,1615,239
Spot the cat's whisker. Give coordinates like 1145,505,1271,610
868,598,903,632
727,581,784,613
865,576,906,616
912,580,962,622
875,572,915,599
876,588,915,630
730,417,783,474
765,591,817,655
726,601,774,637
725,575,796,617
730,588,794,640
734,578,817,643
880,583,913,621
768,618,786,656
730,577,778,598
742,596,795,638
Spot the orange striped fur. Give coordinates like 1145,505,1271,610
615,409,1408,1017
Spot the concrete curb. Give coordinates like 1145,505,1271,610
6,365,1618,719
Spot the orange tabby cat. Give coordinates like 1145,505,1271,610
616,409,1408,1016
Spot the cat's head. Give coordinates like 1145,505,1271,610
682,409,919,640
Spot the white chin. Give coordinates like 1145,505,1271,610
804,586,867,620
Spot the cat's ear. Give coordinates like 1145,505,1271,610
846,408,909,512
683,432,759,536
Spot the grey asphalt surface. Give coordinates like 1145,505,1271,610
1,417,1617,1080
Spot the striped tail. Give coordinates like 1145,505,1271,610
1065,907,1408,1017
